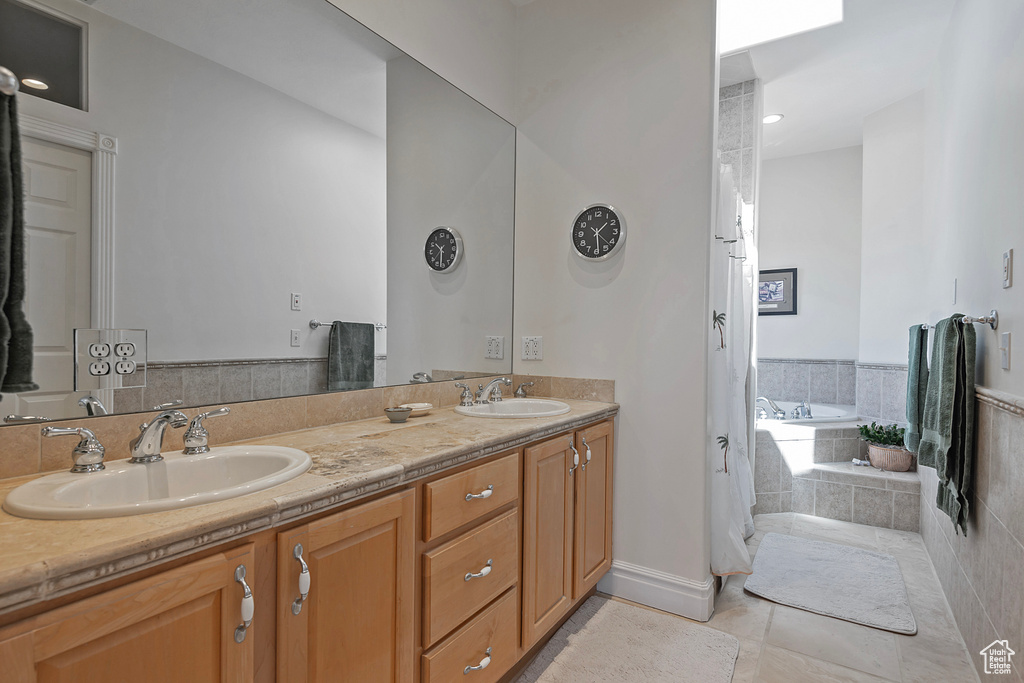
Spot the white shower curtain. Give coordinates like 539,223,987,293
708,164,757,577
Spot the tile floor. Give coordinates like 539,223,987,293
610,512,981,682
717,513,981,682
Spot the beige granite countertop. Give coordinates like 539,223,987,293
0,399,617,615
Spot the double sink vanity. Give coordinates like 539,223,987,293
0,391,617,682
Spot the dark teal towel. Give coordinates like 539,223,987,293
904,325,929,452
918,315,975,535
327,321,375,391
0,92,38,393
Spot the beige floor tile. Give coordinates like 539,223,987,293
791,514,880,550
765,605,901,681
755,644,891,682
732,637,763,683
707,577,772,642
753,512,795,534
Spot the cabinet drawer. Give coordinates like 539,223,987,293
421,588,518,683
424,452,519,542
422,509,518,646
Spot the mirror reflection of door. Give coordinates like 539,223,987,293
3,137,92,419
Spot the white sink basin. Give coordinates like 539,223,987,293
2,445,312,520
454,398,571,419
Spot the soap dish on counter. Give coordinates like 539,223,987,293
399,402,433,417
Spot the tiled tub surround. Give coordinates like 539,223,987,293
719,79,758,203
109,355,390,413
0,373,613,480
919,387,1024,682
856,362,909,424
757,359,857,406
0,386,616,615
754,422,921,531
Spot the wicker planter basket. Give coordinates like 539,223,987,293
867,443,914,472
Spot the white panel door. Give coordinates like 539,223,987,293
2,138,92,419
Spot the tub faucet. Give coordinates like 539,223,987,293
793,401,813,419
756,396,785,420
476,378,512,404
130,410,188,464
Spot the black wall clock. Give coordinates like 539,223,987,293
424,226,464,272
571,204,626,260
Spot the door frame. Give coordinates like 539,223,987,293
18,113,116,330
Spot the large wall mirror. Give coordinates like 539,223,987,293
0,0,515,423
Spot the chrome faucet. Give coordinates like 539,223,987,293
756,396,785,420
79,395,108,416
514,381,534,398
454,382,475,407
42,426,106,473
476,377,512,404
793,401,813,419
130,410,188,464
183,407,231,455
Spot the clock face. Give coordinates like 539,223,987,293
571,204,625,260
424,227,463,272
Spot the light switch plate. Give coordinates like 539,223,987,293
75,329,147,390
290,329,301,347
1001,332,1011,370
291,292,303,311
1003,249,1013,289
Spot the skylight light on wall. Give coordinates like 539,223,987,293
719,0,843,55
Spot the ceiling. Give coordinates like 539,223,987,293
729,0,957,159
89,0,400,138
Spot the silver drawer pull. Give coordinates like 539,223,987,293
568,436,580,475
291,543,311,615
581,434,592,471
465,559,493,581
465,485,494,502
464,647,492,674
234,564,254,643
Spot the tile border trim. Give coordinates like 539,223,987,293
759,358,856,366
975,386,1024,418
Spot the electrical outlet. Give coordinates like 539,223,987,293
1004,249,1013,289
88,361,111,376
291,292,302,311
115,360,136,375
522,336,543,361
1000,332,1011,370
290,329,301,347
114,342,136,357
485,336,505,360
88,343,110,358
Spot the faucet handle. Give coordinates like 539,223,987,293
454,382,474,407
4,414,53,424
151,399,183,411
514,382,534,399
183,407,231,455
42,426,105,473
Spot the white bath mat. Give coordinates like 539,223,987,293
745,532,917,635
515,596,739,683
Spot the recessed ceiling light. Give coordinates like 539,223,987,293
763,114,784,124
21,78,49,90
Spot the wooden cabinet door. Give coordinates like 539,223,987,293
522,433,575,650
0,543,256,683
574,420,614,598
277,490,415,683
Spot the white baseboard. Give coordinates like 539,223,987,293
597,560,715,622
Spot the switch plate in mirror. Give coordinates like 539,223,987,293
74,329,148,391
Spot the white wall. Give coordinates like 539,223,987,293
386,56,515,383
327,0,516,123
758,146,863,359
18,0,387,363
859,93,927,365
920,0,1023,393
514,0,718,617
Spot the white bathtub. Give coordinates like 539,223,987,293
756,401,859,424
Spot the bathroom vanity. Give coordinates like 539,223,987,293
0,400,616,682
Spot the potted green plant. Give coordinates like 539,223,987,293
858,422,913,471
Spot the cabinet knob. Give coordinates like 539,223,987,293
234,564,254,643
291,543,311,615
464,647,492,674
465,485,494,502
464,559,493,582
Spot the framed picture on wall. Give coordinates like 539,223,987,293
758,268,798,316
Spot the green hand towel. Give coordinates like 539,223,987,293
327,321,375,391
918,315,975,535
0,92,39,393
904,325,929,453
